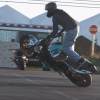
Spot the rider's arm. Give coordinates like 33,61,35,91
50,17,64,38
52,17,65,35
51,17,58,34
58,28,64,35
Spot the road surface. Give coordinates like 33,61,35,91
0,68,99,100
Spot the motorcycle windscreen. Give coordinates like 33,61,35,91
48,42,63,58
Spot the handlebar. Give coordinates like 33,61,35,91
38,33,62,46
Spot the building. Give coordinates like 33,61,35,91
79,14,100,46
30,12,52,38
0,5,52,68
0,5,100,67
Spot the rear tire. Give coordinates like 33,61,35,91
74,74,92,87
65,71,92,87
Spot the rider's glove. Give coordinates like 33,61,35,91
50,33,61,38
50,29,64,38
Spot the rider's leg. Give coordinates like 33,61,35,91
63,27,97,73
63,27,81,63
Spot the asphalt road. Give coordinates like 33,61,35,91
0,68,100,100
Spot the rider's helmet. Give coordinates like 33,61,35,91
45,2,57,11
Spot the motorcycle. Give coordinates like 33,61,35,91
13,33,97,87
25,34,96,87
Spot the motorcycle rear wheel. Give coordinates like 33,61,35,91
74,74,92,87
65,71,92,87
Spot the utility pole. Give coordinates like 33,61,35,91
89,25,98,57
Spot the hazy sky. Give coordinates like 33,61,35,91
0,0,100,22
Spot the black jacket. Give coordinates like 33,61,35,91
47,9,77,34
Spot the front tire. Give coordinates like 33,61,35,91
15,58,25,70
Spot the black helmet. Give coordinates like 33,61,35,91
45,2,57,11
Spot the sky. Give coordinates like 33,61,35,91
0,0,100,22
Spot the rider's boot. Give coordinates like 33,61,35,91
76,57,97,74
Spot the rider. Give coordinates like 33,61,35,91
45,2,97,73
